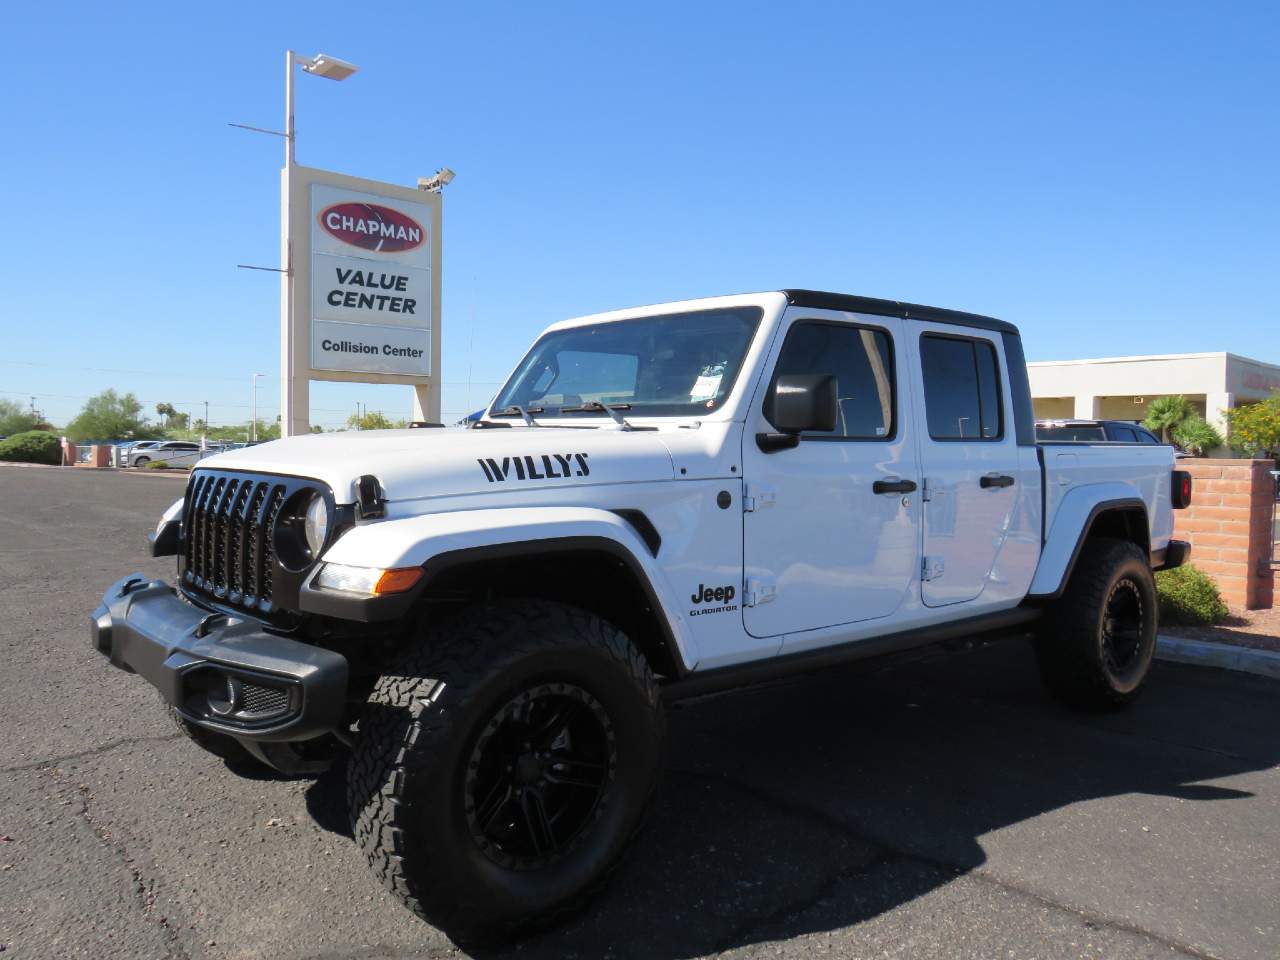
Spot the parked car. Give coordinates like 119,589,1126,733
93,289,1192,943
128,440,203,468
1035,418,1163,443
1036,419,1192,456
118,440,162,463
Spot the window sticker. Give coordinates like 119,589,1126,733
690,363,726,401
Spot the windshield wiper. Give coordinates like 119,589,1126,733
559,401,644,431
489,405,544,426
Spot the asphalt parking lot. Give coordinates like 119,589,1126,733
1,466,1277,960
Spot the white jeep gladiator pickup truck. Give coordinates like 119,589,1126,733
92,289,1192,942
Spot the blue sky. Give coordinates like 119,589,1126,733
2,1,1276,429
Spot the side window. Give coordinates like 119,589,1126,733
1138,429,1159,444
769,321,895,439
1110,426,1138,443
919,334,1003,440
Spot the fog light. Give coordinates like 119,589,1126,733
207,675,242,716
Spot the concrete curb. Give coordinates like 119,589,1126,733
118,469,190,479
1156,635,1280,680
0,463,189,477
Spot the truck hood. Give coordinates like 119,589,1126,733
197,427,678,503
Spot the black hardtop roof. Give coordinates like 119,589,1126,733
782,289,1018,336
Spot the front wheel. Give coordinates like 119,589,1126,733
347,600,664,944
1034,538,1158,709
133,456,150,467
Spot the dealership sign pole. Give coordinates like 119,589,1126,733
277,52,441,437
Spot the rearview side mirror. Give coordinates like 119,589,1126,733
757,374,838,452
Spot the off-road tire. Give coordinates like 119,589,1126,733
347,599,664,944
166,704,254,764
1034,537,1158,709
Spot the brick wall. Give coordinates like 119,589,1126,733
1172,459,1275,609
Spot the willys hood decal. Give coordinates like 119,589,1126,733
199,428,677,503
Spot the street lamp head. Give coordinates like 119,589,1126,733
300,54,359,81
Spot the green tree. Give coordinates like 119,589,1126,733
168,410,190,431
0,398,38,436
1170,414,1224,457
1223,393,1280,457
1143,395,1192,443
346,410,403,431
65,390,161,441
155,402,177,427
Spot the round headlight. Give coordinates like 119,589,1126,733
304,494,329,554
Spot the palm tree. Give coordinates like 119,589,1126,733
1143,395,1192,443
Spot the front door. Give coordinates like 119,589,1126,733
742,312,920,641
910,327,1022,607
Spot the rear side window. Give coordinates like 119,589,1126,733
769,321,895,439
919,335,1003,440
1137,429,1160,444
1109,426,1138,442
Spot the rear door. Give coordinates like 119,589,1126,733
742,311,920,641
911,328,1022,607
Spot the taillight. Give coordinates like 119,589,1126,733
1171,470,1192,509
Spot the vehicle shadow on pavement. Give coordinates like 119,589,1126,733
302,639,1278,959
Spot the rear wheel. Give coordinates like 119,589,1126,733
347,600,663,944
1034,538,1158,709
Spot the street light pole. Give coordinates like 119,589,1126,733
281,50,297,441
285,50,296,167
278,50,358,439
251,373,265,441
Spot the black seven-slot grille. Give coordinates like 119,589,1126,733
181,469,325,615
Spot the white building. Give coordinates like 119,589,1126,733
1028,352,1280,437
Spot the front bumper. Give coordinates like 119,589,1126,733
91,574,348,742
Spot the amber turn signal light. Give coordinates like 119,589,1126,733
372,567,425,595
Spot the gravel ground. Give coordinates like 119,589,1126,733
2,465,1279,960
1163,605,1280,652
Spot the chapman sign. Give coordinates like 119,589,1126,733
281,166,442,434
309,181,434,375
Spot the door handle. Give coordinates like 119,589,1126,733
873,477,918,495
980,474,1015,489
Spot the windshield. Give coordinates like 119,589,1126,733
492,307,763,418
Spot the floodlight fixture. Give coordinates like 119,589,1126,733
418,168,456,192
300,53,359,81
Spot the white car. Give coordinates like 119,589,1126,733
93,289,1192,944
128,440,203,468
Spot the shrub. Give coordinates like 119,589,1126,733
1170,414,1224,457
1156,565,1229,625
0,430,61,465
145,459,171,470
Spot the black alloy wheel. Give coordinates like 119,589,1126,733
465,682,615,869
1033,537,1158,708
1101,577,1144,677
348,599,664,944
